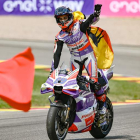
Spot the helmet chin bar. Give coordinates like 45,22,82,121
58,18,74,31
61,21,64,26
54,6,74,31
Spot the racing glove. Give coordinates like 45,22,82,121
94,4,102,17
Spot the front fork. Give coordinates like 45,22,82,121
65,98,73,122
48,94,72,124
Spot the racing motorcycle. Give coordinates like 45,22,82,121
41,59,114,140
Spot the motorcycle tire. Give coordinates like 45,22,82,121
89,97,113,139
46,107,68,140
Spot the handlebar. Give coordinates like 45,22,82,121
77,75,95,84
77,75,102,91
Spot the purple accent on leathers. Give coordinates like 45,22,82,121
57,31,69,40
79,45,93,55
70,45,93,57
65,31,84,44
107,72,113,80
95,87,104,96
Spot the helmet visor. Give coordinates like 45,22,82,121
58,15,68,23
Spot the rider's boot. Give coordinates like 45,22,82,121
90,77,107,127
97,100,107,126
96,90,107,127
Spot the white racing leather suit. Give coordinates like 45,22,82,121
51,14,107,102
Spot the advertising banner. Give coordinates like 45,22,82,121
0,0,94,15
95,0,140,16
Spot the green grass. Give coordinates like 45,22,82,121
0,69,140,108
108,80,140,102
32,69,52,106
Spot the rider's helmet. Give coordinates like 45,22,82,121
54,6,74,31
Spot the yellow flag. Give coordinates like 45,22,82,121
73,11,85,21
73,11,114,69
88,26,114,69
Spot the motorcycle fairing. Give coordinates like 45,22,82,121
41,78,53,94
75,91,96,111
41,66,115,133
41,68,80,96
68,98,97,133
68,90,97,133
40,68,60,94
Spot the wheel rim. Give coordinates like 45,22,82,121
100,102,113,133
55,109,69,139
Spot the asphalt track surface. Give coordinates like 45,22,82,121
0,104,140,140
0,39,140,77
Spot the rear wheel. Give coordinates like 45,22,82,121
89,97,113,138
47,107,69,140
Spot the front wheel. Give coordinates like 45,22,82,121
47,107,69,140
89,97,113,139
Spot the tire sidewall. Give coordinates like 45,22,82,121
47,107,68,140
89,97,114,138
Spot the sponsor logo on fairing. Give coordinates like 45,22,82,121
86,95,94,103
81,111,94,119
65,80,77,87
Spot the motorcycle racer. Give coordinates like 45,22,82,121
50,5,113,126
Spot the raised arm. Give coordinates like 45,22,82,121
80,4,102,33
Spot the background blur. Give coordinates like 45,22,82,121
0,0,140,76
